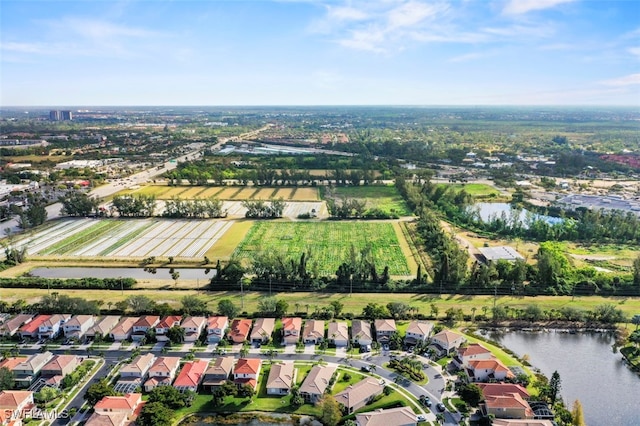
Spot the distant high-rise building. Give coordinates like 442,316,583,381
49,110,73,121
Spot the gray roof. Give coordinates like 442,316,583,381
479,246,524,262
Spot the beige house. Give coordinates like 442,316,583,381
355,407,417,426
63,315,95,339
282,317,302,345
374,319,396,344
466,358,514,382
0,314,33,337
250,318,275,344
453,343,493,369
202,356,235,392
91,393,141,426
233,358,262,390
206,316,228,343
430,330,465,355
155,316,182,342
86,316,120,339
180,316,207,342
327,321,349,347
266,362,295,395
351,320,373,348
40,355,81,387
299,364,336,403
482,393,534,419
302,320,325,344
404,321,433,345
0,390,34,424
143,356,181,392
109,317,138,341
13,352,54,388
335,378,384,414
119,353,156,379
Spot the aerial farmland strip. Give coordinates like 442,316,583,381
31,220,102,255
113,219,188,258
189,220,234,258
157,220,204,257
97,220,158,256
20,219,94,254
109,219,165,257
144,220,195,257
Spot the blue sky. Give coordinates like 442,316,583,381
1,0,639,106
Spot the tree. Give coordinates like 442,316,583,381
458,383,483,407
218,299,239,318
84,379,117,406
571,399,586,426
633,255,640,286
548,370,561,404
317,394,342,426
330,300,344,318
430,303,439,319
19,194,47,229
126,295,155,314
362,303,389,320
167,325,186,345
632,314,640,330
0,367,14,391
36,386,60,406
171,271,180,287
386,302,411,320
137,401,173,426
59,190,99,217
148,385,189,408
181,295,208,315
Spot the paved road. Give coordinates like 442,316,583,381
14,345,460,425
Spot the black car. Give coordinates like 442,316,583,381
436,402,446,412
360,365,372,372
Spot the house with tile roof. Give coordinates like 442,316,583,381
155,316,182,342
143,356,181,392
233,358,261,390
355,407,417,426
40,355,80,388
404,321,433,345
94,393,141,414
12,352,54,388
250,318,275,344
327,321,349,347
374,319,397,344
181,316,207,342
38,314,71,339
84,411,128,426
466,358,514,382
0,391,34,424
86,316,120,340
206,316,228,343
453,343,493,369
351,320,373,348
282,317,302,345
228,319,252,344
302,320,325,344
299,364,336,404
335,377,384,414
173,360,208,392
131,316,159,341
117,354,156,391
62,315,95,339
481,393,534,419
477,383,530,400
18,315,50,340
0,357,28,373
430,330,465,355
109,317,138,341
0,315,33,337
491,420,554,426
266,362,295,395
202,356,235,392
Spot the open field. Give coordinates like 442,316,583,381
0,288,638,318
8,218,235,259
123,185,320,201
324,185,413,216
233,221,413,276
436,183,504,199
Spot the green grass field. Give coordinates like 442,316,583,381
324,185,413,216
437,183,502,198
233,221,411,276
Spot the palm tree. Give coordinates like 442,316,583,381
482,306,488,317
471,307,477,322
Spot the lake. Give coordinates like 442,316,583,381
472,202,563,226
28,266,216,280
485,329,640,426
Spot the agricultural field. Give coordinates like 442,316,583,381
323,185,413,216
122,185,320,201
436,182,503,199
9,218,234,259
233,221,413,276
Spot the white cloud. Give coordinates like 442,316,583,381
628,47,640,57
387,1,445,29
328,6,369,22
0,41,46,54
600,73,640,87
502,0,576,16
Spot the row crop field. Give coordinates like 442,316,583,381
324,185,413,216
123,185,320,201
12,218,234,259
233,221,413,276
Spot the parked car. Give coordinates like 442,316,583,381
416,415,426,422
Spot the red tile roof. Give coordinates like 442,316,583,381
234,358,261,375
282,317,302,331
19,315,50,334
157,316,182,329
478,383,530,399
0,357,28,371
229,319,252,343
173,360,208,388
133,316,159,328
94,393,141,411
207,316,228,329
0,391,33,409
458,343,491,357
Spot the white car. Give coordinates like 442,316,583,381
416,415,427,422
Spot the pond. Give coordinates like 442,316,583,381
472,202,563,226
485,329,640,426
28,266,216,280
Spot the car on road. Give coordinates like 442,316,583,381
420,396,432,407
416,415,427,422
436,402,446,412
360,365,372,372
